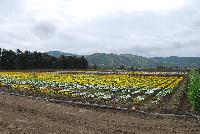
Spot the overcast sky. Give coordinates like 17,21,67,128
0,0,200,57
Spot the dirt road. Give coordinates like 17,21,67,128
0,93,199,134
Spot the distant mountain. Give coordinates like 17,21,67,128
153,56,200,68
87,54,200,68
48,51,200,68
85,53,155,68
48,51,77,57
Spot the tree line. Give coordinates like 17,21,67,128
0,48,88,70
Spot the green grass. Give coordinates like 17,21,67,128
188,70,200,111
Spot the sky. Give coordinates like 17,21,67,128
0,0,200,57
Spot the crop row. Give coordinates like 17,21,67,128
188,70,200,111
0,72,184,108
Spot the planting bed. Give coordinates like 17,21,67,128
0,71,188,113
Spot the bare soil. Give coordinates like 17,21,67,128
0,93,200,134
144,77,193,114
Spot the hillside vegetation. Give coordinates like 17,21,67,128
48,51,200,69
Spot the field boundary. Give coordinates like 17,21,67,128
0,89,199,121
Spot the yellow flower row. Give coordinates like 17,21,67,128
0,72,183,89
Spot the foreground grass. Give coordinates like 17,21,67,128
188,70,200,111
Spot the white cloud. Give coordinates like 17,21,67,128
24,0,186,21
0,0,200,57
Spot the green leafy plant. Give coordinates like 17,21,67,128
188,70,200,111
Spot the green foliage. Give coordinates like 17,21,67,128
188,70,200,111
0,48,88,70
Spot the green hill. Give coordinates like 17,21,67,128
48,51,200,69
85,53,154,68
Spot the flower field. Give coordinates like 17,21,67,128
0,71,185,109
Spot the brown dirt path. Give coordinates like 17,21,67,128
0,93,199,134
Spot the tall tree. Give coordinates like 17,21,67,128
0,48,88,70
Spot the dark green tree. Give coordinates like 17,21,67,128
0,48,88,70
